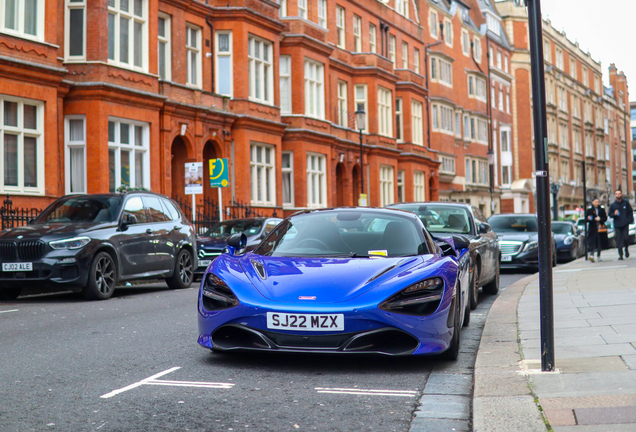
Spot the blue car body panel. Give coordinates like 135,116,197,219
197,245,470,356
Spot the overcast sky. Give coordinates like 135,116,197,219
538,0,634,93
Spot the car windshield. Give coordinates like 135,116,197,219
36,196,122,223
253,210,429,258
488,215,538,233
390,204,472,235
552,223,574,235
204,220,264,238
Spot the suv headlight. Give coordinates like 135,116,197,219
523,241,538,252
564,236,574,245
49,237,91,250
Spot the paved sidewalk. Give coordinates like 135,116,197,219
473,249,636,431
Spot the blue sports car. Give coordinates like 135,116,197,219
197,208,470,359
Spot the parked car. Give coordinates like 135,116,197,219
551,221,585,262
0,192,196,301
197,207,471,359
488,214,557,271
195,217,283,277
387,202,500,310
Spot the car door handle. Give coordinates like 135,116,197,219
146,228,153,234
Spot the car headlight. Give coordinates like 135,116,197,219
49,237,91,250
564,236,573,245
379,277,445,316
523,241,538,252
201,273,239,311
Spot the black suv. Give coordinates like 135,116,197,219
0,192,196,300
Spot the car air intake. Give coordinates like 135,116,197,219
343,329,419,355
212,325,272,350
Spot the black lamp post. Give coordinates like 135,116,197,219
355,104,366,205
487,148,495,215
550,182,560,221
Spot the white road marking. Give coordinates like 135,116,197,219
0,309,18,314
555,265,626,273
100,367,235,398
315,387,418,397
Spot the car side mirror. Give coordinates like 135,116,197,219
119,214,137,231
452,235,470,251
478,223,491,234
227,233,247,255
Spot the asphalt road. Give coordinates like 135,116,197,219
1,272,530,432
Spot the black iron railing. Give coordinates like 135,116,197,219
0,195,42,231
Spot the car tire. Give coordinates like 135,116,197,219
569,244,578,261
483,258,500,295
167,249,194,290
82,252,117,300
0,287,22,300
469,263,480,310
462,293,471,327
552,247,557,267
441,289,461,361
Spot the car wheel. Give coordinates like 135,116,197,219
469,263,480,310
441,288,461,361
82,252,117,300
0,287,22,300
552,246,557,267
483,258,500,295
462,292,471,327
167,249,194,290
570,244,578,261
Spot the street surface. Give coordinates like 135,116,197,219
1,273,528,432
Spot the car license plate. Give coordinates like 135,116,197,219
501,255,512,262
198,260,212,268
266,312,344,332
2,262,33,271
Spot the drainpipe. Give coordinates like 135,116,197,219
206,16,215,94
424,22,444,149
380,22,385,56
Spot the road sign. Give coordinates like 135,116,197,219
185,162,203,195
209,158,229,188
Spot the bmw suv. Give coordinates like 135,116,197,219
0,192,196,300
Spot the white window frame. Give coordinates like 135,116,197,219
215,30,232,96
412,100,423,145
402,41,408,69
396,0,409,18
336,6,345,48
430,56,452,87
107,117,150,192
318,0,327,27
380,165,395,206
298,0,307,19
337,80,348,127
444,19,452,47
497,50,502,69
248,36,274,105
583,67,588,86
389,35,396,64
369,24,377,53
556,47,563,70
64,115,87,194
307,152,327,208
397,169,405,203
304,58,325,119
353,15,362,52
432,103,454,135
465,157,489,186
377,87,393,137
186,24,202,88
473,36,481,62
468,74,486,101
65,0,86,60
414,171,425,201
0,95,45,194
395,97,403,142
250,143,276,206
157,13,171,81
279,0,287,17
107,0,148,72
440,156,456,174
461,29,469,57
282,151,294,207
280,55,292,115
414,48,420,74
354,84,368,131
1,0,44,41
476,118,488,144
429,10,438,39
504,55,509,73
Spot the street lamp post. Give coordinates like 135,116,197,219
355,105,366,206
487,148,495,215
550,182,560,221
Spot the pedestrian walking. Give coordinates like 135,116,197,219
608,189,634,260
585,197,606,262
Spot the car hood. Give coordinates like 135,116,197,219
238,254,423,304
495,232,538,243
0,222,113,241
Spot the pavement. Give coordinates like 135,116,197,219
473,247,636,431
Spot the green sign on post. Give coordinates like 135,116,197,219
209,158,229,188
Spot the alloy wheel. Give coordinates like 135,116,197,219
179,252,193,285
95,256,115,295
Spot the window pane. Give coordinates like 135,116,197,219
158,17,165,37
134,125,143,146
109,149,116,192
23,105,37,129
121,150,130,186
69,9,84,56
3,134,18,186
4,101,17,127
134,0,143,17
108,14,115,60
135,151,143,187
133,21,142,67
108,121,116,142
218,33,229,52
218,56,231,95
158,41,166,79
22,136,37,187
120,123,130,144
283,172,291,204
4,0,17,30
24,0,38,36
120,0,129,12
282,152,290,168
69,146,85,193
120,17,129,63
69,119,84,141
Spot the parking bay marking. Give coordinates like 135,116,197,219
0,309,18,314
100,367,234,399
315,387,418,397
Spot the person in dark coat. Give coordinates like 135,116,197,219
608,189,635,260
586,197,607,262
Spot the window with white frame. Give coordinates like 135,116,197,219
444,19,452,47
473,36,481,62
186,24,201,87
498,88,503,110
377,87,393,137
380,165,395,206
560,160,569,183
396,0,408,18
307,153,327,208
250,143,275,206
318,0,326,27
497,50,502,69
337,80,348,127
305,59,325,119
402,42,408,69
441,156,455,174
249,36,273,104
429,10,438,39
414,48,420,74
490,82,495,108
468,75,486,101
501,128,510,152
282,151,294,207
369,24,377,53
336,6,345,48
506,91,510,113
489,47,494,67
558,86,568,112
107,118,149,192
280,55,292,114
157,14,171,80
463,114,470,139
397,170,404,203
414,171,425,201
432,103,454,135
215,31,232,96
298,0,307,19
570,58,576,79
389,35,396,64
486,13,500,36
544,40,551,63
455,112,461,137
353,15,362,52
461,29,469,56
430,56,452,87
559,123,568,149
412,100,423,145
65,116,86,194
354,84,368,131
279,0,287,17
1,0,43,40
476,118,488,143
465,158,488,185
66,0,86,59
107,0,147,71
1,96,44,194
504,55,508,73
556,47,563,70
594,76,600,94
501,129,513,187
395,97,403,142
582,67,588,86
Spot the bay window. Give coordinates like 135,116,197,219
414,171,425,201
377,87,392,137
108,0,147,71
307,153,327,208
380,165,395,206
1,0,43,40
215,31,233,96
65,116,86,194
66,0,86,59
305,59,325,119
248,36,273,104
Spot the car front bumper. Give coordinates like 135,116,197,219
0,252,91,290
500,248,539,269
